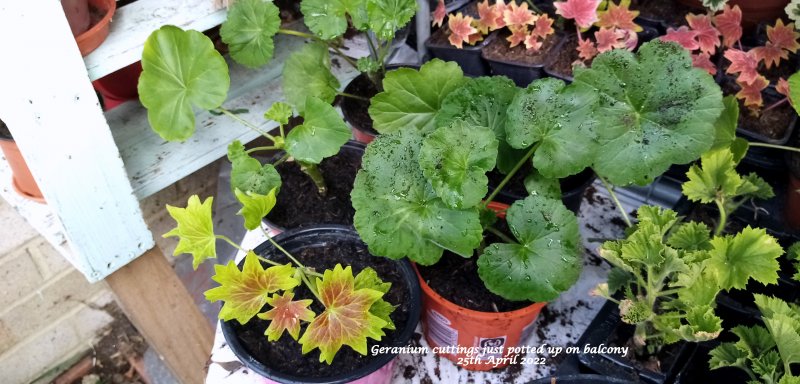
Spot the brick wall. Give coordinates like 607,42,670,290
0,160,220,384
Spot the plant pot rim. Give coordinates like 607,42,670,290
412,259,546,320
221,225,421,384
481,33,564,69
260,140,366,232
75,0,116,56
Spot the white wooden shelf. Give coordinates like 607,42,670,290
84,0,227,81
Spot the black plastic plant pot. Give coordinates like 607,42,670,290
672,342,752,383
341,65,420,144
220,226,422,384
487,168,596,214
425,30,495,77
261,141,366,233
576,300,697,384
528,374,636,384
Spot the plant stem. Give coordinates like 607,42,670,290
273,153,291,167
299,162,328,196
279,122,285,140
486,226,516,244
217,235,246,252
298,269,323,303
482,143,540,209
255,255,283,267
277,29,359,68
714,198,728,236
656,288,680,297
245,146,278,154
599,177,632,227
749,142,800,154
217,108,277,142
338,92,371,102
260,227,306,268
763,97,789,113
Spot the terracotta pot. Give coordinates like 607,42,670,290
61,0,91,37
93,61,143,110
677,0,789,26
75,0,116,56
415,201,546,371
0,138,45,203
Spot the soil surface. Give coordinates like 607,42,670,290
720,78,795,140
545,34,581,79
633,0,689,28
482,31,561,66
229,239,412,379
265,145,363,228
417,221,534,312
342,74,380,136
275,0,303,23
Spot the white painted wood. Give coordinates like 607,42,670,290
84,0,227,80
415,0,431,60
0,0,154,282
108,33,360,199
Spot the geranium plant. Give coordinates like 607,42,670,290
554,0,643,64
164,192,397,364
660,4,800,112
432,0,556,51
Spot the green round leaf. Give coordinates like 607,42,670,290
138,26,230,141
573,40,723,186
369,59,466,134
419,120,498,209
285,97,351,164
366,0,417,40
436,76,524,174
227,140,282,195
301,0,368,40
352,129,483,265
477,195,582,302
282,42,340,110
220,0,280,68
789,70,800,115
506,78,598,179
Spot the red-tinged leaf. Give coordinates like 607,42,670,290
554,0,602,29
686,13,721,54
724,48,760,85
298,265,388,364
714,5,742,47
618,27,638,50
533,14,555,38
596,0,642,32
661,26,700,51
476,0,504,32
777,77,791,97
736,75,769,108
205,251,300,324
752,43,788,69
503,2,537,27
766,19,800,54
577,35,598,61
448,13,478,48
524,33,543,51
467,32,484,45
692,52,717,75
507,26,528,48
493,0,509,29
258,291,315,341
595,27,622,52
432,0,446,27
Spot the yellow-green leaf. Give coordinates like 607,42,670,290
235,187,278,230
299,264,388,364
163,195,217,269
205,252,299,324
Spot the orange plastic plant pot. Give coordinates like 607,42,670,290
75,0,116,56
0,139,44,203
413,200,546,371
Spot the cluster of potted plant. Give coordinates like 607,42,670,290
132,0,800,382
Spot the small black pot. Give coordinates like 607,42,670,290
488,168,596,214
482,35,564,87
341,65,421,143
220,226,422,384
528,374,636,384
261,141,367,232
576,300,697,384
425,30,496,77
